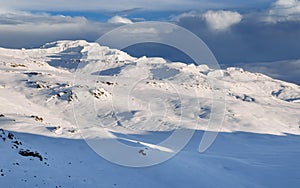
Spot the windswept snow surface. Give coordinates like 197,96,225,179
0,40,299,187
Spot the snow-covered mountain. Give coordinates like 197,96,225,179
0,40,299,187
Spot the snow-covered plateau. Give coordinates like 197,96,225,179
0,40,299,187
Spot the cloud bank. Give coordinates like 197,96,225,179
265,0,300,22
174,0,300,64
0,10,118,48
0,0,215,11
0,0,275,12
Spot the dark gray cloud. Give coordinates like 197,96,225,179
175,10,300,65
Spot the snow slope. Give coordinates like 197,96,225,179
0,40,299,187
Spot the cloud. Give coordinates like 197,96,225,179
107,16,133,24
264,0,300,22
202,10,243,31
0,10,117,48
0,10,88,25
177,15,300,64
173,7,300,66
0,0,216,12
172,10,243,31
0,0,278,13
171,11,199,22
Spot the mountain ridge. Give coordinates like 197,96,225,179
0,40,299,187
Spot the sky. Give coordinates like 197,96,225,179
0,0,299,83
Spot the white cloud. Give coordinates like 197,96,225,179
265,0,300,22
202,10,243,31
0,10,118,48
107,16,133,24
171,11,199,22
0,10,89,25
275,0,298,7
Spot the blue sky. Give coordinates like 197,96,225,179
0,0,299,84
